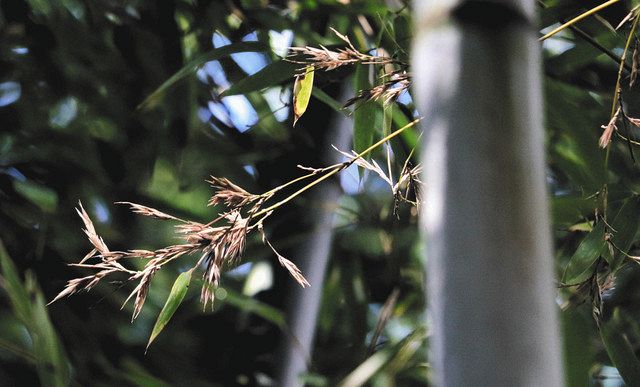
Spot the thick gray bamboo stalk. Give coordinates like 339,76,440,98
412,0,563,385
278,108,352,387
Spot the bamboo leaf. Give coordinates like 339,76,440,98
338,327,426,387
220,59,299,97
608,197,640,270
562,308,595,387
563,222,606,283
139,41,268,109
383,101,393,136
601,309,640,386
222,288,286,329
293,65,314,126
539,0,623,41
30,279,70,387
353,64,382,173
312,88,345,114
0,240,69,387
146,270,192,351
0,239,32,325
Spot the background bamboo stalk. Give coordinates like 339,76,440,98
413,0,564,385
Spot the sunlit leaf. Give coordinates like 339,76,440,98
13,180,58,213
293,65,314,126
146,270,192,351
353,64,382,178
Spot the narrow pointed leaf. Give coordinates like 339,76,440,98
146,270,192,350
601,309,640,385
563,222,606,283
293,66,314,126
0,239,32,325
220,60,299,97
312,88,345,114
1,240,69,387
353,64,377,155
337,327,427,387
139,41,268,109
607,197,640,269
562,308,595,387
353,64,382,173
222,288,286,329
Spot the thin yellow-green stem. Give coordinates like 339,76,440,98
605,13,640,169
610,14,639,117
539,0,622,41
260,164,343,197
253,119,420,218
615,132,640,146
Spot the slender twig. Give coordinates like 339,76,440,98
539,0,623,41
537,0,631,72
253,119,421,218
605,13,640,169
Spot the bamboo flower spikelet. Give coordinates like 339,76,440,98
50,176,311,320
50,119,421,323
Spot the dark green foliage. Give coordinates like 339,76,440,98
6,0,640,385
0,0,424,385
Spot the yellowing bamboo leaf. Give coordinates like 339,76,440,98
293,66,314,126
146,270,192,352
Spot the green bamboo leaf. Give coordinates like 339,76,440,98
139,41,268,109
601,308,640,386
337,327,427,387
30,280,70,387
562,308,595,387
353,64,382,182
1,240,69,387
353,64,381,158
608,197,640,270
222,288,286,329
13,180,58,213
312,88,345,114
146,270,192,351
293,65,314,126
383,101,393,136
0,239,32,326
562,222,606,283
220,59,299,97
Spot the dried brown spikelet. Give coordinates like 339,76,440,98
345,73,411,107
52,175,312,317
207,176,256,208
599,108,620,148
76,201,109,255
116,202,183,221
261,228,310,288
627,116,640,127
200,252,220,309
277,255,310,288
131,265,159,321
288,28,394,72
